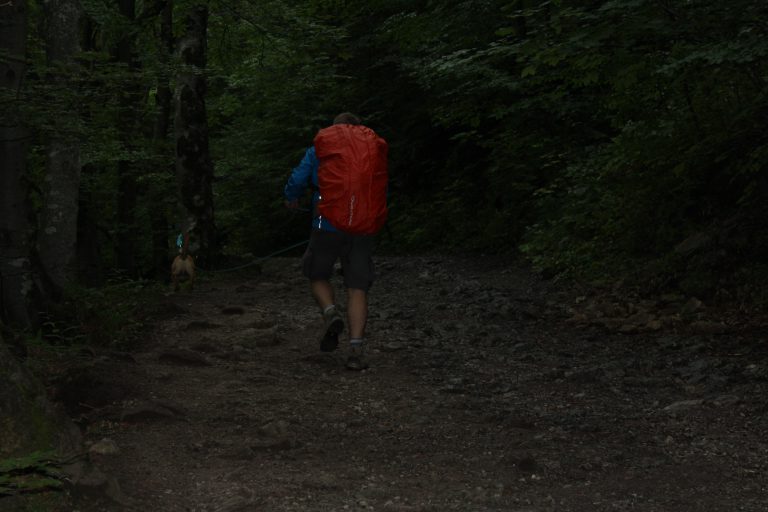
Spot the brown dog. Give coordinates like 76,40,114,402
171,253,195,291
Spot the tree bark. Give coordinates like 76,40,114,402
115,0,139,275
174,4,218,266
38,0,84,296
0,0,41,328
149,0,174,278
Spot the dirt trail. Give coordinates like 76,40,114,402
69,256,767,511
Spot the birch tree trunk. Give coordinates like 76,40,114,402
0,1,41,328
38,0,84,296
174,4,218,266
149,0,174,277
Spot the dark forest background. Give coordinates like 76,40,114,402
1,0,768,499
2,0,768,331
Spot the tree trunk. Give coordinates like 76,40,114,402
115,0,139,275
76,176,105,286
174,4,218,266
149,0,174,278
38,0,84,296
0,0,41,328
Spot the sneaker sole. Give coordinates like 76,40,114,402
320,318,344,352
345,357,369,371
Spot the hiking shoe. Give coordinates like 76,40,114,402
345,344,369,371
320,306,344,352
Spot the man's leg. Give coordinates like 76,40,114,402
346,288,368,340
303,231,344,351
310,279,344,352
311,279,335,311
342,234,373,371
345,287,369,370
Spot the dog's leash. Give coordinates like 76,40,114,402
196,239,309,274
191,206,314,273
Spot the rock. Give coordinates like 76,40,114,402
619,323,638,334
710,395,740,407
241,326,281,347
663,399,704,414
250,420,298,450
214,348,252,362
89,438,120,456
158,348,212,366
646,319,663,331
214,495,261,512
744,364,768,380
690,320,728,335
674,232,711,255
381,342,406,352
625,311,652,326
681,297,704,316
104,351,138,364
303,471,340,490
120,401,185,422
303,353,340,367
566,313,589,324
190,340,220,353
75,465,108,489
53,363,139,415
565,367,604,383
72,465,131,506
185,320,223,330
221,306,246,315
250,319,278,329
258,419,290,439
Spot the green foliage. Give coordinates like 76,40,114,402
512,0,768,289
16,0,768,300
0,451,64,497
39,280,165,349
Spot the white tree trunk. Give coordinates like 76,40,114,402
37,0,84,294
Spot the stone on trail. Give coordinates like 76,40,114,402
710,394,741,407
221,306,246,315
251,419,297,450
213,490,261,512
89,438,120,455
303,352,341,367
185,320,223,330
239,326,281,347
663,399,705,415
158,348,212,366
70,464,132,506
120,400,186,422
381,341,406,352
689,320,728,335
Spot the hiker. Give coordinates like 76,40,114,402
284,112,388,370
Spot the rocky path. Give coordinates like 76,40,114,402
67,256,767,511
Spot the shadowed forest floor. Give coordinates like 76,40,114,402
28,257,768,511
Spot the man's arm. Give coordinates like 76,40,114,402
284,146,318,208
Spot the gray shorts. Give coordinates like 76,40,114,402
302,230,375,291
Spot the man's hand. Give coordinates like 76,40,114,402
285,199,299,209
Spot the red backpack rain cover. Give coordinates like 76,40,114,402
313,124,388,235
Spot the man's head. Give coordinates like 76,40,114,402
333,112,362,125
